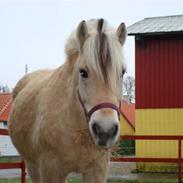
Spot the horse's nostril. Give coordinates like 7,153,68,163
110,124,119,136
92,123,101,135
91,122,119,147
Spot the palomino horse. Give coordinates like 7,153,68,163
9,19,127,183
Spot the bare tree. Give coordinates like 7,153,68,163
123,75,135,103
0,84,11,93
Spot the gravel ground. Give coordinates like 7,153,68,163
108,162,137,180
0,169,21,179
0,162,178,181
108,162,177,181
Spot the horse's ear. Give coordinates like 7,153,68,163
117,22,127,46
77,20,89,49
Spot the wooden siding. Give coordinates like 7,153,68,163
136,35,183,109
120,114,135,136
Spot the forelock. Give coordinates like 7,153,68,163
65,19,126,91
83,19,125,91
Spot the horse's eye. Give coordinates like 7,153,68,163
79,69,88,78
121,69,126,77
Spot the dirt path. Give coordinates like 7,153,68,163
0,162,178,181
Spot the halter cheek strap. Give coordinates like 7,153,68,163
77,89,121,122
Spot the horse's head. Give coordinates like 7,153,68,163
66,19,127,148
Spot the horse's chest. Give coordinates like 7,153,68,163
61,146,108,172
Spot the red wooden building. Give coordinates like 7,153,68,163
128,15,183,172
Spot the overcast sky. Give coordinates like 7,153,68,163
0,0,183,87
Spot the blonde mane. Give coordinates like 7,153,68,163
65,19,126,91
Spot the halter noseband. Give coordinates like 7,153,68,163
77,90,121,122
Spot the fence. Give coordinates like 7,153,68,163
0,129,183,183
111,135,183,183
0,129,26,183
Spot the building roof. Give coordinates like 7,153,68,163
0,93,12,121
128,15,183,36
120,100,135,130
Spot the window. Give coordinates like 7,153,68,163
3,122,8,128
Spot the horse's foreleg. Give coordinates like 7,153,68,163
83,164,108,183
83,171,107,183
59,177,68,183
26,160,40,183
39,156,66,183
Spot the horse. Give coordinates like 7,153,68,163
8,18,127,183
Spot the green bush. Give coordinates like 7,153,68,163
115,140,135,156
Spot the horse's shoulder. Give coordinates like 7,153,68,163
13,70,53,100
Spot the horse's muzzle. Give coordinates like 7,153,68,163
90,120,120,148
77,89,120,148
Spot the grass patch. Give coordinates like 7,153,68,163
0,179,80,183
108,181,177,183
68,178,82,183
0,179,31,183
0,178,178,183
0,156,21,163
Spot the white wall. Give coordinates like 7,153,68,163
0,122,18,156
